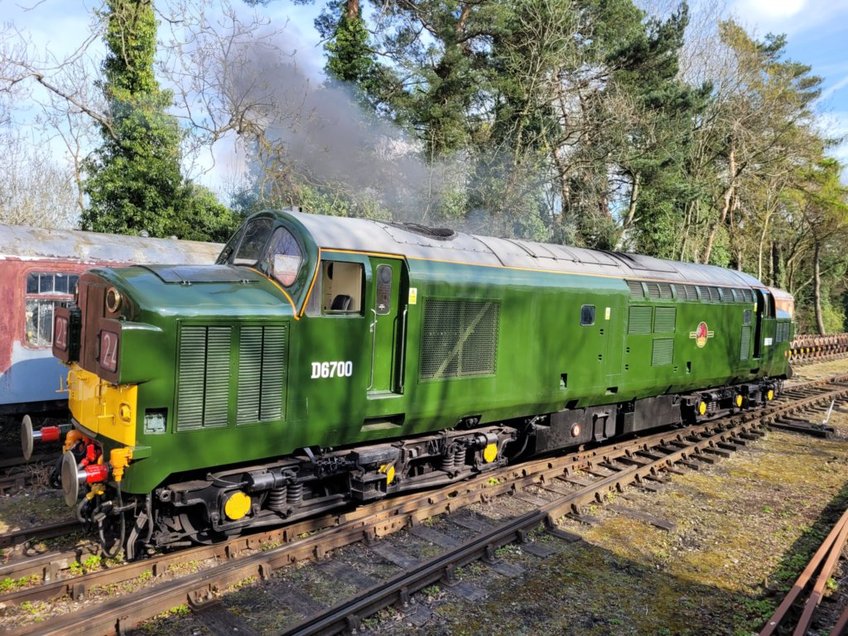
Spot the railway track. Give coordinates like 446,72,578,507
1,375,847,635
760,504,848,635
0,454,53,496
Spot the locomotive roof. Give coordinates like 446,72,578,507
285,210,765,288
0,223,222,265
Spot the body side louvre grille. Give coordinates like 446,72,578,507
628,306,652,334
654,307,676,333
740,326,751,360
177,325,232,430
238,325,288,424
652,338,674,366
420,299,499,380
237,327,262,424
260,325,287,420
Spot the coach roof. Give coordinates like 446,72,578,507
0,224,222,265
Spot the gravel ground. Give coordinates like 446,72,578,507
351,360,848,635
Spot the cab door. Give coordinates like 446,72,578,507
368,258,408,395
753,289,774,360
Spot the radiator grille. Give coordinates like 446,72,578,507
654,307,676,332
420,299,499,380
628,306,652,334
626,280,644,298
740,326,751,360
678,285,698,301
177,325,232,430
237,325,287,424
652,338,674,366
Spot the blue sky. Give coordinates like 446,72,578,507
4,0,848,179
729,0,848,166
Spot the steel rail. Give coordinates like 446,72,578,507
759,507,848,636
0,421,713,608
0,519,80,549
282,416,773,635
6,420,761,636
0,412,759,602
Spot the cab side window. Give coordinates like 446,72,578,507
321,261,363,314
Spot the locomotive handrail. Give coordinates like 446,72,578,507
398,306,409,392
367,308,378,391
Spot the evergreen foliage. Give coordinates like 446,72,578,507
248,0,847,331
82,0,236,242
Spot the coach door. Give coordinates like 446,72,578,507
368,258,408,395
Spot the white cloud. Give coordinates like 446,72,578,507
730,0,848,35
821,75,848,102
735,0,806,20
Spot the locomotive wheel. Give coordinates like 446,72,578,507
177,510,222,545
98,510,125,558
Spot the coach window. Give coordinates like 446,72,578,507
580,304,596,326
264,226,303,287
25,272,79,347
321,261,363,314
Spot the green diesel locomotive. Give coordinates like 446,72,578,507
34,210,793,556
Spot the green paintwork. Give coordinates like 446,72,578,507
73,211,792,494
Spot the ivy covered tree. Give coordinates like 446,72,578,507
82,0,236,241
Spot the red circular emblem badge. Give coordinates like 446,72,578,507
694,321,709,348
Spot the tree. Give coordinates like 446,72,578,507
81,0,188,237
0,128,78,228
785,158,848,334
695,22,821,265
